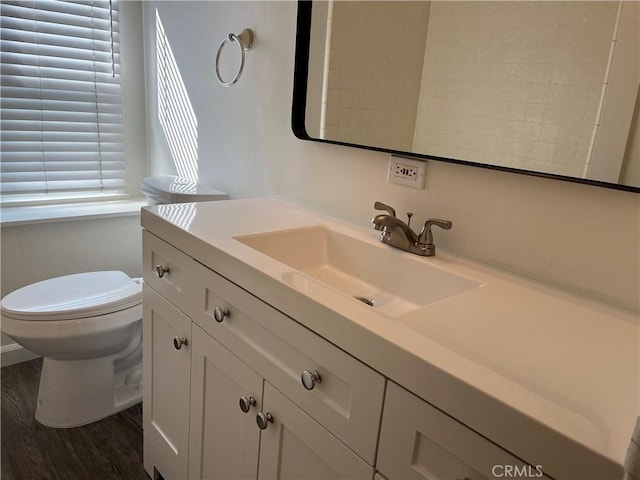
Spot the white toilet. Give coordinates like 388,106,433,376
1,176,229,428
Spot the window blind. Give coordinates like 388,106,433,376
0,0,126,198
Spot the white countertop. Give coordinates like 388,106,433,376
141,198,639,479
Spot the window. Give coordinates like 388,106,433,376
0,0,126,203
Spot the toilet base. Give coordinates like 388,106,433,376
35,347,142,428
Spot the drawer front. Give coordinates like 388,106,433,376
378,382,553,480
142,230,196,314
191,262,385,465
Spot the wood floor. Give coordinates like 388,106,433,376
1,358,149,480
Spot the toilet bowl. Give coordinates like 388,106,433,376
1,176,229,428
1,271,143,427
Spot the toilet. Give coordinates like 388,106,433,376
0,176,229,428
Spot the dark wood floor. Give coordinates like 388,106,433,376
1,358,149,480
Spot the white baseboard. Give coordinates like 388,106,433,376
1,343,40,367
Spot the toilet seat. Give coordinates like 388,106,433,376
1,271,142,321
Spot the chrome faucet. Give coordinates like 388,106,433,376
371,201,452,257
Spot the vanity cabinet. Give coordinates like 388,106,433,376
377,382,553,480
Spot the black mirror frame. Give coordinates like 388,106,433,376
291,0,639,193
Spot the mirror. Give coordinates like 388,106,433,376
292,1,640,192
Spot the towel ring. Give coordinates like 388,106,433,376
215,28,253,87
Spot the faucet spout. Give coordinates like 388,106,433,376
372,215,418,245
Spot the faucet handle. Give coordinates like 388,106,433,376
374,201,396,217
418,218,452,247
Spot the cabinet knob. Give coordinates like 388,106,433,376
173,336,188,350
213,306,230,323
300,370,321,390
239,396,256,413
256,412,274,430
155,264,170,278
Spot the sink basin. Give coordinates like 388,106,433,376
235,226,480,316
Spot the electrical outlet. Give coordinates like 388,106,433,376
388,155,426,189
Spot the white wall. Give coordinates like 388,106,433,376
142,1,639,312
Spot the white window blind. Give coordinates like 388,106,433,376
0,0,126,199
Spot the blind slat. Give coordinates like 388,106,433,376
0,0,125,196
2,119,124,133
1,62,119,80
1,151,125,162
2,84,124,102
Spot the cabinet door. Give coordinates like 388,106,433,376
378,382,551,480
143,286,192,480
258,383,374,480
188,324,262,480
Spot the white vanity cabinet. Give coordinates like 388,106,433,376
377,382,553,480
141,198,634,480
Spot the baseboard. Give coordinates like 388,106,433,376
1,343,40,367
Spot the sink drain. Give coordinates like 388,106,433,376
354,296,375,307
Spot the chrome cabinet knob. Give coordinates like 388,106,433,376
155,264,170,278
256,412,274,430
213,306,230,323
239,396,256,413
173,336,188,350
301,370,321,390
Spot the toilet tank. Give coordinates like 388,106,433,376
141,176,229,205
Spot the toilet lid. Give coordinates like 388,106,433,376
1,271,142,321
141,176,229,203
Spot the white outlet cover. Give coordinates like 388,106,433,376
388,156,427,189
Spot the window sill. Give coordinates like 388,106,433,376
0,198,147,227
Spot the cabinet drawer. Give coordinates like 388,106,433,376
191,262,385,465
142,231,197,314
378,382,553,480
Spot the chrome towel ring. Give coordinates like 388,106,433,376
215,28,254,87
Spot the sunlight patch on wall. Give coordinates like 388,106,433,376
156,10,198,182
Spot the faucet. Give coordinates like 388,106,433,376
371,201,451,257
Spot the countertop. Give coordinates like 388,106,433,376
141,198,639,479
